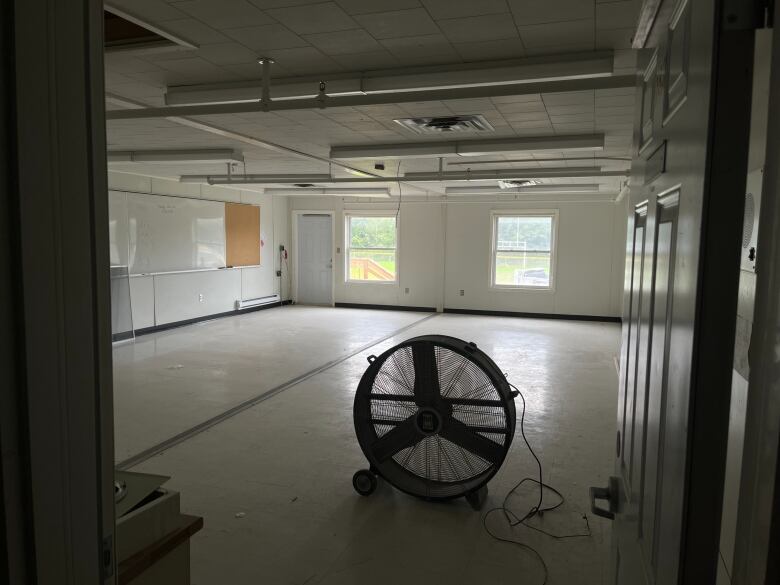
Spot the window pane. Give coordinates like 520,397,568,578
494,251,551,287
496,216,552,251
350,216,396,248
349,250,396,281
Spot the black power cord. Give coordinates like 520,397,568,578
481,381,592,585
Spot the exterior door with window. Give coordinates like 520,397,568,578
591,0,756,583
296,214,332,305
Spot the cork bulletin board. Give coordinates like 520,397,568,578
225,203,260,266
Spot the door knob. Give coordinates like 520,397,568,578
589,476,619,520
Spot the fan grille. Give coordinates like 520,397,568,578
355,336,514,499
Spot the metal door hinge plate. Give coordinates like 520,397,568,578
101,535,115,579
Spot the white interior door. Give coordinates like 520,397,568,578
589,1,759,583
296,214,332,305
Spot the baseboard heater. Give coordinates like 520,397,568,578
235,294,280,310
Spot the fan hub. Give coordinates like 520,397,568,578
415,408,442,436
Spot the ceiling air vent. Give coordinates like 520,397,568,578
394,115,495,134
498,180,542,189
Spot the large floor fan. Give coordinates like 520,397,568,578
352,335,516,510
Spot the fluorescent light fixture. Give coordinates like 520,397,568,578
345,168,374,178
329,134,604,160
179,173,332,184
446,184,602,195
108,148,243,164
264,188,390,197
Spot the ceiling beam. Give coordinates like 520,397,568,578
165,51,616,106
106,75,636,121
178,167,628,185
330,135,604,160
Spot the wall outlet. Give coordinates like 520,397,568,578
459,289,465,296
199,293,204,302
404,287,410,294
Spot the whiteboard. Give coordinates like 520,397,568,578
127,193,226,274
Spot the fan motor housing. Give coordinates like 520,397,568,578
353,335,516,503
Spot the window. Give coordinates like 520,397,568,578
346,215,397,282
491,212,556,289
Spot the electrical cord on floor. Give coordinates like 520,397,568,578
481,381,592,585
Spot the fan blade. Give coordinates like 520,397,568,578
412,342,441,406
439,417,504,464
372,416,421,462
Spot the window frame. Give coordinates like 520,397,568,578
489,210,558,292
344,211,399,285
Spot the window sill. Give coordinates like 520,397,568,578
489,284,555,293
346,280,398,285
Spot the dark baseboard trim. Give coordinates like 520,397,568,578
443,307,621,323
112,331,134,342
134,300,293,337
335,302,436,313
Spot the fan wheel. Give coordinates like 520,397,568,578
352,469,377,496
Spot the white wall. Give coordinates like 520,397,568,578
289,196,627,318
108,171,290,329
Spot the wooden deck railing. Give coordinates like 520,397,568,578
351,258,394,280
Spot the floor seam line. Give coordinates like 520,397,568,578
116,312,439,470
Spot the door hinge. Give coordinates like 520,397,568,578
723,0,773,29
101,535,115,579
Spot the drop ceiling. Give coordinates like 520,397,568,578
104,0,641,197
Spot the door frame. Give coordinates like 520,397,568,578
291,210,336,306
732,20,780,584
1,0,115,582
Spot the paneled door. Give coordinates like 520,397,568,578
296,213,333,306
589,0,758,583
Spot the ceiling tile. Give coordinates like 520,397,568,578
508,0,595,25
421,0,507,19
174,0,274,29
331,50,400,70
247,0,325,6
523,42,594,55
546,104,593,115
109,0,186,22
542,90,594,106
259,46,345,75
596,27,634,49
379,34,457,58
502,111,550,122
335,0,422,15
354,9,441,39
224,24,310,52
161,18,232,45
304,29,383,55
438,14,519,43
266,2,359,34
517,19,594,48
496,100,546,113
453,38,526,61
393,53,462,67
105,54,165,74
596,0,641,29
197,42,259,65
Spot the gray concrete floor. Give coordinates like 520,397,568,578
116,307,620,584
